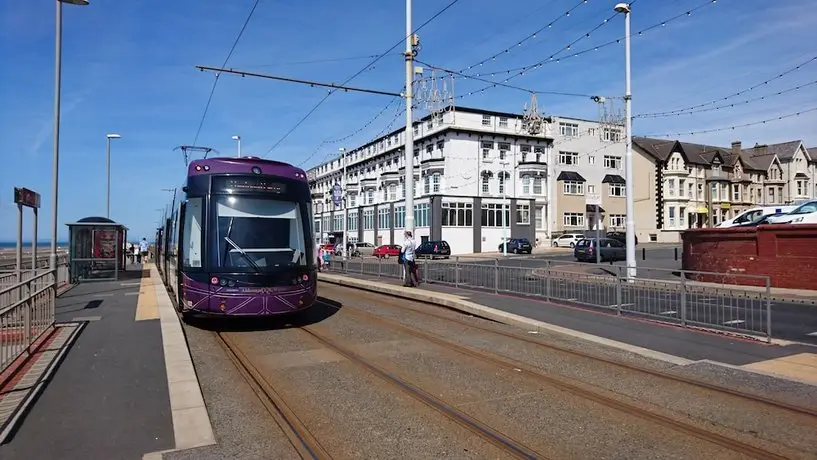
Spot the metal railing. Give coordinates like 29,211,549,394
1,270,58,373
323,256,773,342
1,256,70,374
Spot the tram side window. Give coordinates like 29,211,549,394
183,198,204,268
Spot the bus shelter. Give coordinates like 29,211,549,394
66,217,128,282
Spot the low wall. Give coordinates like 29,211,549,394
681,224,817,290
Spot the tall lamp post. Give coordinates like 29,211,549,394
105,133,121,218
232,135,241,157
51,0,89,272
615,2,636,279
338,147,349,263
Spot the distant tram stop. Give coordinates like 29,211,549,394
66,217,128,282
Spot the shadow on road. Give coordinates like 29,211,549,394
185,296,342,332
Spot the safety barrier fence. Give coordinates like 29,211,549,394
324,255,772,342
1,257,71,374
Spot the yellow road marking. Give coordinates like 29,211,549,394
742,353,817,385
135,263,160,321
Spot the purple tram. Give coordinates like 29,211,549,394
157,157,317,318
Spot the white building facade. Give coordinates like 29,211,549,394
308,106,631,255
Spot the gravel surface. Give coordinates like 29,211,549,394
227,326,511,459
305,304,756,459
317,283,817,459
163,324,299,460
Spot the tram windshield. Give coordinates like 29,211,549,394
211,195,308,272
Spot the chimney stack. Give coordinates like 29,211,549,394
731,141,742,155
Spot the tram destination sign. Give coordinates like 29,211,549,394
212,176,287,194
14,187,41,209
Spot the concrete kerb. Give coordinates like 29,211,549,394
317,272,694,367
319,273,817,388
142,265,215,460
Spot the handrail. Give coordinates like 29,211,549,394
0,277,55,316
0,269,56,297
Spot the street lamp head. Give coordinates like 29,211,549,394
614,2,630,13
59,0,90,5
106,133,121,139
231,135,240,141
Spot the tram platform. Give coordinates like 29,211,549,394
0,264,214,460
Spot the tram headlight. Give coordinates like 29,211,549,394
251,166,262,174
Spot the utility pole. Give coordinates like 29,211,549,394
403,0,415,234
502,160,509,256
105,133,121,219
616,2,636,279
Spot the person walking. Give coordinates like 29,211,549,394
139,238,149,264
401,231,419,287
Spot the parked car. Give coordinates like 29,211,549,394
718,205,796,227
351,242,376,257
551,233,585,248
604,231,638,246
574,238,626,263
498,238,533,254
373,244,402,258
416,240,451,259
767,200,817,224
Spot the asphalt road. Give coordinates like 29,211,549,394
332,257,817,344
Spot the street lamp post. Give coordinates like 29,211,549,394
339,148,348,263
403,0,415,235
232,135,241,157
51,0,89,273
615,2,636,279
501,160,509,256
105,133,121,219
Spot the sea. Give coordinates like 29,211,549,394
0,241,68,250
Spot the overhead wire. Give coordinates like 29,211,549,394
262,0,462,160
641,106,817,137
635,55,817,117
450,0,717,101
191,0,261,146
458,0,591,73
635,79,817,118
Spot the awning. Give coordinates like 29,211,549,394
586,204,605,213
696,207,708,214
557,171,586,182
602,174,626,184
795,172,809,179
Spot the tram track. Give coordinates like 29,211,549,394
316,289,813,460
326,283,817,419
215,331,332,460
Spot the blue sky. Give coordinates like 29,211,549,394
1,0,815,242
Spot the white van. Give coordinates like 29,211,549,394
718,205,796,228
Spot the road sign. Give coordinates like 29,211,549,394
585,193,601,207
331,183,343,206
14,187,41,209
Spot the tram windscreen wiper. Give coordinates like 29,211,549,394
224,236,262,272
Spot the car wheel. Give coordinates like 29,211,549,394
552,242,559,247
513,248,518,254
569,242,575,248
385,253,390,259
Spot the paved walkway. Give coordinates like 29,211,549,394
318,272,817,387
0,264,214,459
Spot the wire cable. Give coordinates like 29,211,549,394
192,0,261,145
458,0,590,73
417,60,597,98
635,79,817,118
641,106,817,137
636,55,817,117
454,0,716,100
263,0,462,159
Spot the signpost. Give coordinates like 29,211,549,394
13,187,41,283
586,192,602,264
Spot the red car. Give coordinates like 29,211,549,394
373,244,401,258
